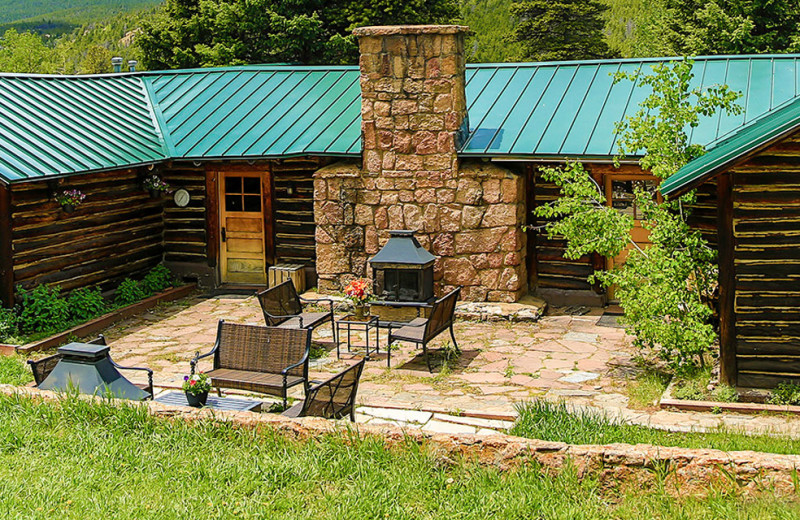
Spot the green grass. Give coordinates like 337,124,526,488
627,368,670,408
511,400,800,455
0,354,33,386
0,393,797,518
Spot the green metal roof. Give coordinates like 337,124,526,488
2,56,800,183
662,96,800,196
462,56,800,157
0,74,167,182
142,66,362,159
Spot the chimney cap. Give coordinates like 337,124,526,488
353,25,469,38
111,56,124,64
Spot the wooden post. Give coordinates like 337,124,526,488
0,184,12,307
262,164,275,266
205,168,219,268
716,172,737,386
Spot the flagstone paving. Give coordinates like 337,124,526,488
100,291,800,437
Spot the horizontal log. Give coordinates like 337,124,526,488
165,252,207,263
164,242,206,255
164,230,206,242
737,340,800,356
738,356,800,374
734,261,800,276
736,292,800,308
535,276,593,291
738,372,800,389
736,322,800,337
536,260,594,278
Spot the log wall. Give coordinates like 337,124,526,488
729,132,800,387
10,169,164,296
162,164,207,264
272,159,324,267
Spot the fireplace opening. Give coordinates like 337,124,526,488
369,230,435,303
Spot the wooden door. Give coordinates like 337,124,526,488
219,172,269,284
604,175,659,299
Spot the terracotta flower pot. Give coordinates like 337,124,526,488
185,390,209,407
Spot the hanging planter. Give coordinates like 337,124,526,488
54,189,85,213
143,174,169,199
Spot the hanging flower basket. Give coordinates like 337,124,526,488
54,189,85,213
143,175,169,199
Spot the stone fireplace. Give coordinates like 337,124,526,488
313,25,527,302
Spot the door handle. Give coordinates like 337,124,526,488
221,227,226,242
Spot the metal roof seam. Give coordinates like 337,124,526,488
171,70,256,149
505,66,557,154
486,67,540,153
281,72,356,155
581,62,623,156
460,66,520,153
238,70,334,156
307,77,360,153
216,70,313,157
557,64,601,155
532,65,580,154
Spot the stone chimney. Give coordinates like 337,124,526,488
354,25,470,179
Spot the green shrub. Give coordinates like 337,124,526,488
0,355,32,385
768,382,800,406
140,264,173,295
711,384,739,403
17,284,69,334
0,307,17,341
67,286,107,322
114,278,145,306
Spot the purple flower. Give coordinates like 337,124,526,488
184,375,189,381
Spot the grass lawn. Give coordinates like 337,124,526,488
0,394,797,519
511,400,800,455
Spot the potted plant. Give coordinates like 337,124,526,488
344,278,372,319
143,175,169,198
182,372,211,407
55,189,86,213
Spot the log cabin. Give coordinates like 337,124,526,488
2,25,800,386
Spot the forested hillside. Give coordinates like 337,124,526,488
0,0,156,25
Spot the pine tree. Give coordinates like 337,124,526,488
509,0,614,61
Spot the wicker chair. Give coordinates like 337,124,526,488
191,320,310,408
257,280,336,343
387,287,461,371
27,334,155,399
282,358,366,422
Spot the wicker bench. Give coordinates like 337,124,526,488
191,320,311,408
27,334,154,399
257,280,336,343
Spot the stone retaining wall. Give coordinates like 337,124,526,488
8,386,800,497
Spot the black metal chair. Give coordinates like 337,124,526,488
387,287,461,371
282,358,366,422
257,280,336,342
27,334,155,399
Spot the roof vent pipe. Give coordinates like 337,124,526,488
111,57,123,73
128,60,137,72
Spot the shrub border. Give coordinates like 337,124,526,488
659,380,800,415
0,283,196,355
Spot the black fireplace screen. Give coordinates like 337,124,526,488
368,230,436,304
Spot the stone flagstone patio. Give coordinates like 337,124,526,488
97,291,800,437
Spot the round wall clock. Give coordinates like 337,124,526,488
173,188,191,207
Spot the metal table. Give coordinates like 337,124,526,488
155,391,263,412
336,314,380,361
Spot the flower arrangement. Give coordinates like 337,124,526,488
344,278,371,304
143,175,169,192
182,372,211,395
55,189,85,208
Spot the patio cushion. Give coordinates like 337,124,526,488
390,323,426,343
207,368,305,393
276,312,331,330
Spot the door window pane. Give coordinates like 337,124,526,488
225,194,242,212
243,195,261,212
225,176,242,194
243,177,260,194
611,180,657,220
